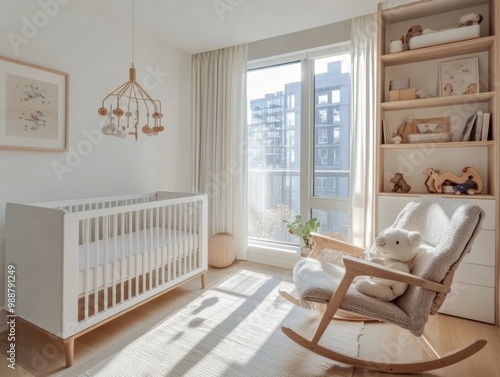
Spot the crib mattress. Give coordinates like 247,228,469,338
78,227,199,295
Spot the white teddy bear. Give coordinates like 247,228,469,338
355,228,426,301
459,13,483,27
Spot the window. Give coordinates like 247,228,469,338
333,106,340,123
318,92,328,105
317,148,329,166
315,177,327,189
318,108,328,124
332,89,340,103
333,148,340,166
247,62,301,244
333,127,340,144
318,128,328,144
247,49,351,248
286,130,295,146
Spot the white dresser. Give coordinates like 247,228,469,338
378,196,496,324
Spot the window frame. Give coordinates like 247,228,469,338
247,45,352,259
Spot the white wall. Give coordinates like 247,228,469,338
248,19,351,61
0,1,192,307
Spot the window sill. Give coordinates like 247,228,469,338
247,241,301,269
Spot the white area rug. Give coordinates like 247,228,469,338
80,270,363,377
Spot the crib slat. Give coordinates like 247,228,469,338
188,202,193,272
197,200,201,269
129,211,133,299
167,205,171,282
184,203,188,274
103,216,109,312
147,208,151,290
142,209,146,292
120,212,125,304
112,213,117,308
180,203,184,275
178,203,182,275
135,210,139,297
174,204,178,279
145,209,151,289
179,204,183,275
160,206,165,285
178,204,182,276
182,203,186,275
192,202,196,270
94,217,99,316
185,203,189,273
84,219,90,321
155,208,159,288
196,201,199,268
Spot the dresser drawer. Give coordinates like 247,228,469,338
377,197,495,232
463,229,495,266
454,263,495,287
439,282,495,324
465,198,496,230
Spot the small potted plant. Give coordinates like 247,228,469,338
284,215,320,255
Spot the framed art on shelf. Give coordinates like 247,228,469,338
0,55,69,151
438,57,479,97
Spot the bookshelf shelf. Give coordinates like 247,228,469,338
380,140,495,149
381,36,495,66
381,92,495,111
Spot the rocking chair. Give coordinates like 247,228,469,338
280,197,487,374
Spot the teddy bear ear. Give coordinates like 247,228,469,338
407,231,422,246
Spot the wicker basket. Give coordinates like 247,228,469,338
208,232,237,268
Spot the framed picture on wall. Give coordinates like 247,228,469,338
0,55,69,151
439,57,479,97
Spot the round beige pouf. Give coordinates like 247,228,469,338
208,232,237,268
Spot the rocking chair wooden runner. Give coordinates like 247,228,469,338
280,198,487,374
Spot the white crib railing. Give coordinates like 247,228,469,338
75,199,203,324
6,192,208,345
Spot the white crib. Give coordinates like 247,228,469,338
6,191,208,367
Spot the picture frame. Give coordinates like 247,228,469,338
406,117,452,144
0,55,69,151
414,117,450,134
439,57,479,97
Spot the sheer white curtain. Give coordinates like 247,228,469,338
191,44,248,259
351,13,378,248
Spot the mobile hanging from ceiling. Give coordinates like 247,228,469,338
98,0,164,140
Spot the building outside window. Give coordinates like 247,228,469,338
247,51,351,247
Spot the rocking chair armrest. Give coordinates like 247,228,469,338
342,256,451,294
309,232,366,259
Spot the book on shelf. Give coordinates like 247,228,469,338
459,113,477,141
473,111,483,141
481,112,491,141
382,118,390,144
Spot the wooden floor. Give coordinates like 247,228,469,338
1,260,499,377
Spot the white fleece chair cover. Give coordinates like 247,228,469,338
294,197,484,336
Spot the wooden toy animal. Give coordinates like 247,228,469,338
423,166,483,194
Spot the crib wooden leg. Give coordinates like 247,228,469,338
201,273,206,289
65,339,74,368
